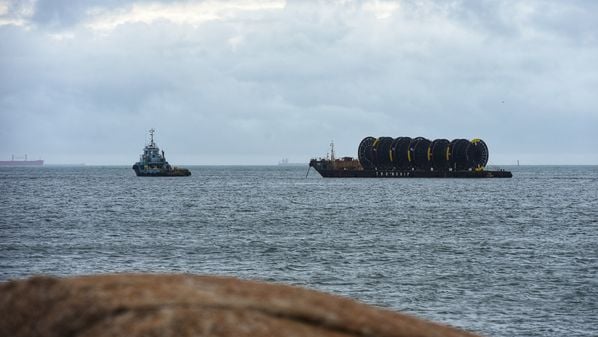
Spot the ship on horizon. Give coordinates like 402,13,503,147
0,155,44,166
278,158,304,166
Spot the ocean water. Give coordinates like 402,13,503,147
0,165,597,336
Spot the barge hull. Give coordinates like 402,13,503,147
314,169,512,178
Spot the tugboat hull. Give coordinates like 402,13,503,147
132,165,190,177
134,172,191,177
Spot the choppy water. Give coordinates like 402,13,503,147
1,165,597,336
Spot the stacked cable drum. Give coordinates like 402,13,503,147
358,136,489,171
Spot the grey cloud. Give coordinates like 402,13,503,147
31,0,108,28
1,0,173,29
32,0,144,28
440,0,598,43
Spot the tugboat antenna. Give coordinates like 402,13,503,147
149,128,155,146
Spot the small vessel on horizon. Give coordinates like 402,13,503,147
132,129,190,177
278,158,304,166
0,155,43,166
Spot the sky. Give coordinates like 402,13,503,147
1,0,597,165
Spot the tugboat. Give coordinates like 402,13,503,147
132,129,191,177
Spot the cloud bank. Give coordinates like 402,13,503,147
1,0,597,164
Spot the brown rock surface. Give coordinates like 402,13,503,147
0,274,481,337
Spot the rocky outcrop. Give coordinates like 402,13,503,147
0,274,481,337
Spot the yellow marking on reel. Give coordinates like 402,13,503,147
446,147,451,161
389,150,393,162
427,147,432,161
407,150,411,162
471,138,480,144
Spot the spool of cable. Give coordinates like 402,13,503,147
450,139,471,170
357,137,376,169
430,139,450,170
372,137,394,169
468,138,489,170
408,137,425,166
390,137,412,169
412,138,432,170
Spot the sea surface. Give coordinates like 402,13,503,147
1,165,597,336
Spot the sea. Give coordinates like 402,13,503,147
0,165,596,337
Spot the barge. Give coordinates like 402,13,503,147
309,137,512,178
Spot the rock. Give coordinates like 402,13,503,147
0,274,481,337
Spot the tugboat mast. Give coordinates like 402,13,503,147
149,128,156,147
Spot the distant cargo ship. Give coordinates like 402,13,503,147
0,155,44,166
309,137,512,178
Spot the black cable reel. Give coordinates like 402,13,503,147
358,137,376,169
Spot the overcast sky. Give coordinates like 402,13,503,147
1,0,597,165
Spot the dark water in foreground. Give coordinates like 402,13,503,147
1,165,597,336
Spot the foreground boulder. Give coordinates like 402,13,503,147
0,274,480,337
